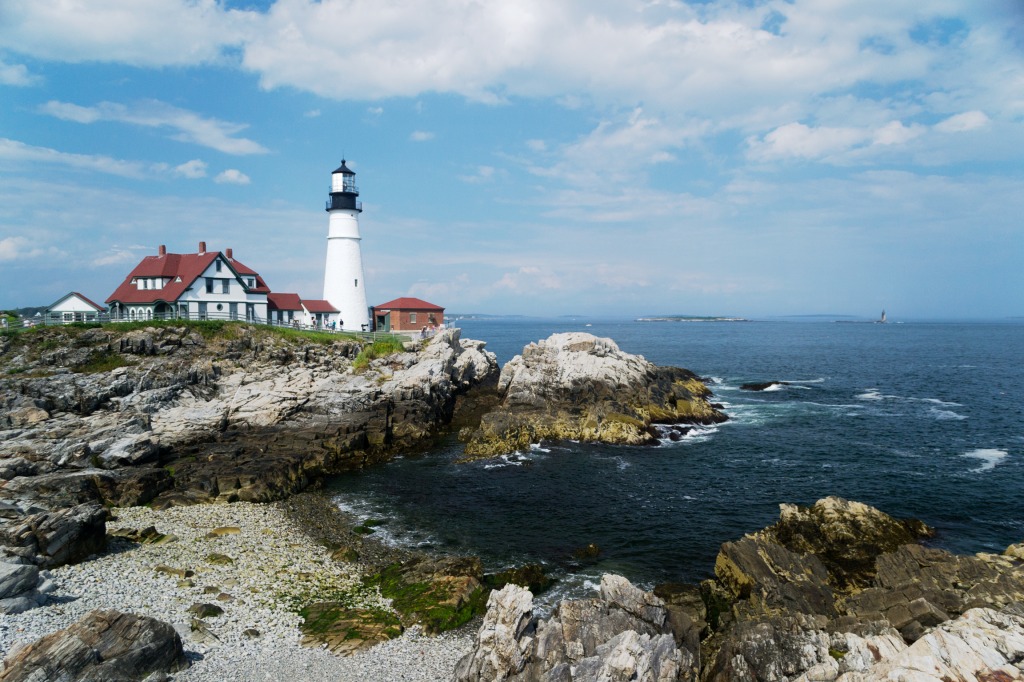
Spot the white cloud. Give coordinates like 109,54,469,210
214,169,251,184
409,130,435,142
749,122,870,161
0,137,149,178
304,109,321,118
367,106,383,116
935,110,990,132
526,139,546,152
40,99,269,155
0,56,37,86
0,236,32,261
459,166,495,184
749,119,929,161
872,121,925,146
174,159,208,179
0,0,247,67
529,108,706,190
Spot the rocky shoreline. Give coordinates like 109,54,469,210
1,491,477,680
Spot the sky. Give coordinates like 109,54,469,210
1,0,1022,320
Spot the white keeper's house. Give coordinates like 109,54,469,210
106,242,272,322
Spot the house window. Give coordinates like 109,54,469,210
410,313,417,324
205,278,214,293
222,280,229,294
248,278,255,288
215,260,222,273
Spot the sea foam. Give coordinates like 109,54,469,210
962,449,1008,473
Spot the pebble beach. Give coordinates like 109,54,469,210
0,498,474,681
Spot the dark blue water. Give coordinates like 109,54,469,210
327,319,1024,602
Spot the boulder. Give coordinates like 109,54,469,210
455,574,697,682
0,609,188,681
0,503,106,568
463,333,725,458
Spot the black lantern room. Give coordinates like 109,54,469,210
326,159,362,212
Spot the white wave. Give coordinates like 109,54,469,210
483,452,533,469
856,388,961,407
761,383,786,392
615,457,631,470
653,422,720,445
929,407,967,421
962,449,1008,473
530,444,552,453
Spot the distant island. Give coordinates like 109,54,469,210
636,315,748,322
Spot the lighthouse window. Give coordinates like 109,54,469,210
354,279,358,288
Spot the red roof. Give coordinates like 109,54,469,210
106,250,270,304
267,293,303,311
302,299,339,313
373,297,444,311
48,291,106,312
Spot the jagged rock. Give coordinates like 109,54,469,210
842,542,1024,641
0,560,48,615
454,584,535,681
463,333,725,458
766,497,934,590
715,535,836,618
0,609,188,681
836,604,1024,681
455,575,698,682
0,503,106,568
0,325,499,566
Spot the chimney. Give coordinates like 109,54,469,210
158,245,166,257
198,241,206,254
226,248,233,259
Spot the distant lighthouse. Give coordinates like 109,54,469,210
322,159,369,331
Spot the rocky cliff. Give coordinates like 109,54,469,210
0,322,498,611
462,333,726,459
456,497,1024,681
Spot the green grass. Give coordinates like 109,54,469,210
74,351,132,374
362,563,489,634
352,338,408,371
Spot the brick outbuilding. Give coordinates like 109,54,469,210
372,297,444,333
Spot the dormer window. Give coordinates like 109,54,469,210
248,278,255,288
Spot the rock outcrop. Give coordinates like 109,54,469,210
0,324,498,591
462,333,725,458
0,609,188,681
460,497,1024,682
455,575,695,682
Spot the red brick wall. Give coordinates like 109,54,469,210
376,308,443,331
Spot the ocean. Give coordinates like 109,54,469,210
326,318,1024,605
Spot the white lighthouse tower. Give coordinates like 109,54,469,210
322,159,369,331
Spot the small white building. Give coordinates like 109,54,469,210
301,299,341,329
106,242,270,322
45,292,106,324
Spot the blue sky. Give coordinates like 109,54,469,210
1,0,1022,319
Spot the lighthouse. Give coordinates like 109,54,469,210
322,159,369,331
